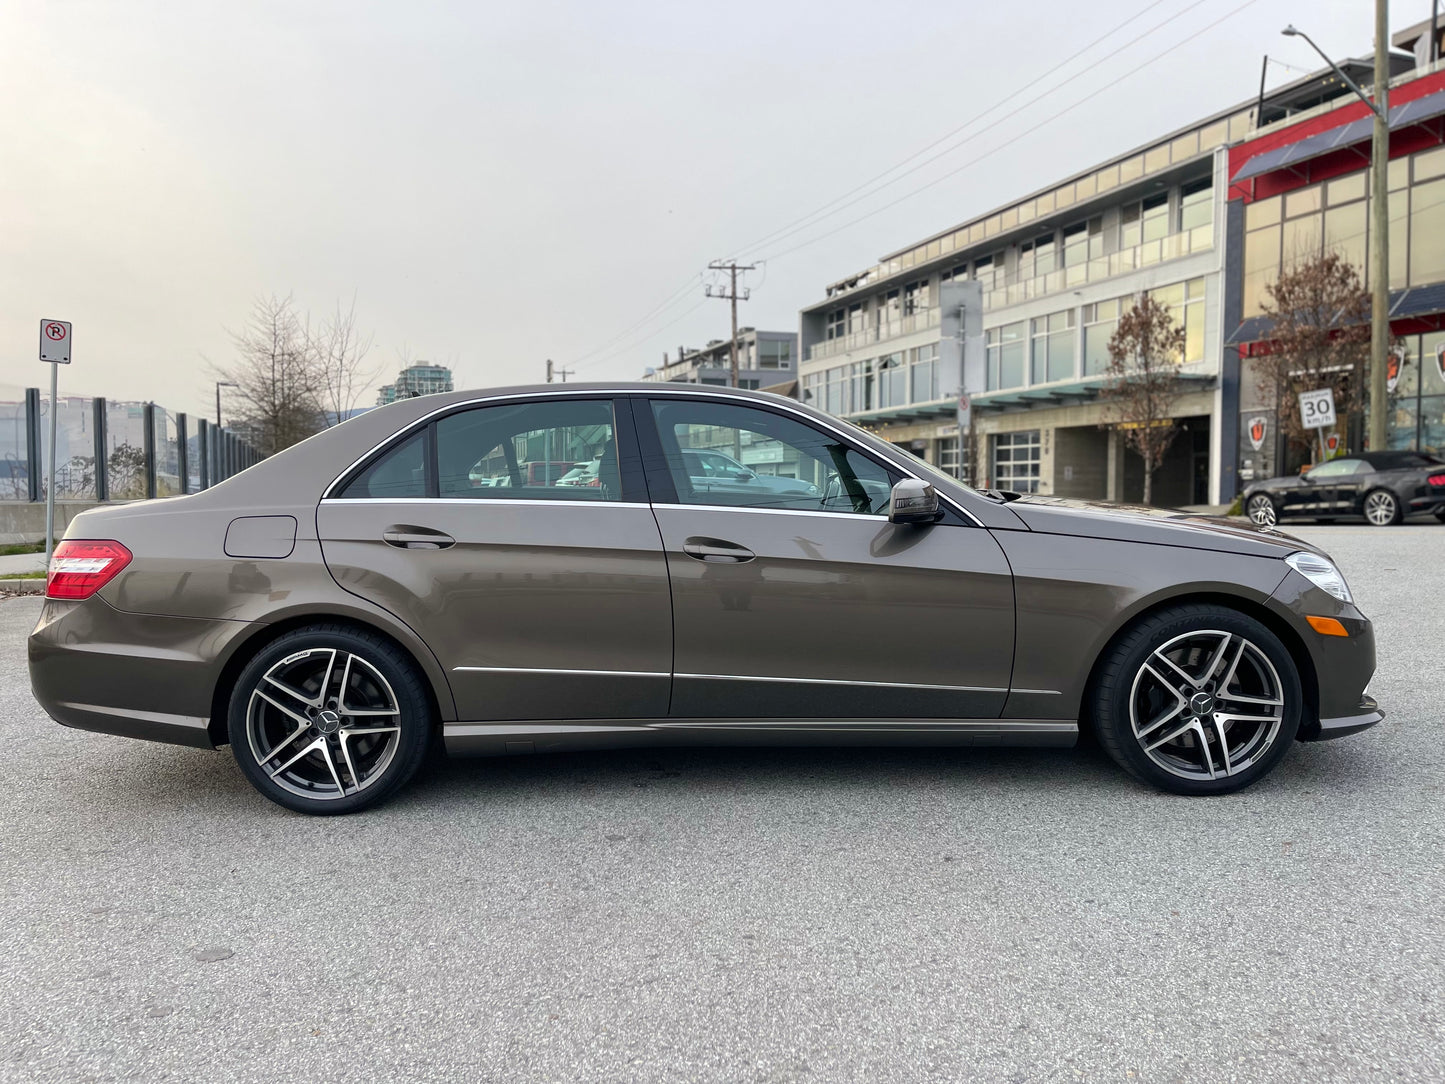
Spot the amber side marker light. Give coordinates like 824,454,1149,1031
1306,615,1349,637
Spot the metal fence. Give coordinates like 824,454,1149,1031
0,383,261,503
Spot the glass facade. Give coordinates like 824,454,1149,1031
1241,145,1445,317
1388,330,1445,453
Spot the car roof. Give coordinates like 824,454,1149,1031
1358,450,1444,468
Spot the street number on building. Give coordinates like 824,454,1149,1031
39,319,72,364
1298,388,1335,429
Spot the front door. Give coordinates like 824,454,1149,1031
317,395,672,721
637,396,1015,721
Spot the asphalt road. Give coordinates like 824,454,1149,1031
1,525,1441,1083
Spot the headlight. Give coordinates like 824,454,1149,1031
1285,551,1352,603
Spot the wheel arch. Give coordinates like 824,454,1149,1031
206,609,454,746
1079,590,1319,739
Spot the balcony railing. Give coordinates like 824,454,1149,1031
807,306,940,361
984,224,1213,309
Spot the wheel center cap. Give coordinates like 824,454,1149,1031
316,709,342,735
1189,692,1216,716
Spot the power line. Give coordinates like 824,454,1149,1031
754,0,1264,265
565,272,703,367
572,297,712,373
726,0,1181,261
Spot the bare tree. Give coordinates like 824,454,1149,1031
212,295,322,456
309,296,379,424
1100,293,1188,506
1254,251,1373,461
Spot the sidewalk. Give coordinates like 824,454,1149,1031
0,552,46,575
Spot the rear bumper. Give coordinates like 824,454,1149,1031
1299,694,1384,741
28,595,254,749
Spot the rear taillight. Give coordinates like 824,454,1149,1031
46,540,132,600
1428,472,1445,488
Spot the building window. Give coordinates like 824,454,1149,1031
876,353,907,408
992,430,1041,493
759,339,792,369
986,322,1027,390
801,373,821,406
1150,278,1206,363
1179,176,1213,232
1018,234,1057,282
1061,217,1103,272
847,303,865,335
850,360,874,414
824,365,849,415
903,280,930,316
938,436,963,481
1121,191,1170,248
973,254,1000,292
878,289,900,331
1083,299,1122,375
910,343,939,403
1030,310,1077,384
826,309,845,341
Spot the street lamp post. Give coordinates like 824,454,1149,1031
215,381,237,428
1283,14,1390,452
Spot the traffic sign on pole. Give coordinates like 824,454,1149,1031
1298,388,1336,429
40,320,72,364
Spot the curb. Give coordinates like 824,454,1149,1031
0,578,45,595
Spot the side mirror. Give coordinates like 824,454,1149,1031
888,478,939,524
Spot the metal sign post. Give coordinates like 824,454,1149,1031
39,319,72,563
1297,387,1336,466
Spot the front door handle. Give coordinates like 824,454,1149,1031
682,536,755,563
383,525,456,550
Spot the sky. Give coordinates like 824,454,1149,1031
0,0,1416,420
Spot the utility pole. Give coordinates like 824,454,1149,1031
546,359,553,383
1369,0,1391,453
705,260,757,388
1282,17,1391,451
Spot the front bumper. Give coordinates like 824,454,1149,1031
1299,693,1384,741
28,595,255,749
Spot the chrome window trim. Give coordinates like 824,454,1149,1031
654,504,890,524
322,498,651,510
320,386,986,526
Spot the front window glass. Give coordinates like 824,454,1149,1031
435,399,619,499
1307,459,1363,479
650,400,896,515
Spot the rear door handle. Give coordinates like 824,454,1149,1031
682,536,755,563
383,525,456,550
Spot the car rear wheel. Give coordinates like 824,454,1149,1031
1246,494,1278,527
227,625,434,815
1092,605,1302,795
1363,488,1402,526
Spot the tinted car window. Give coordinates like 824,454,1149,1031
339,431,427,498
436,399,619,500
650,399,895,515
1306,458,1363,479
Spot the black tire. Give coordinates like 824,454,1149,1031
1434,508,1445,524
1245,493,1278,527
1092,604,1302,796
227,625,434,815
1362,487,1402,526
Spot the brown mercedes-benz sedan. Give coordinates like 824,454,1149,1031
29,384,1381,814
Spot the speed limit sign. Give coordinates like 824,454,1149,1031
1298,387,1336,429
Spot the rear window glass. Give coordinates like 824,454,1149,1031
339,431,427,499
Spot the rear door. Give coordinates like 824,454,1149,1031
636,395,1016,721
317,395,672,721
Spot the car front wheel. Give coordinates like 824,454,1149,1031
227,625,434,815
1092,605,1302,795
1246,494,1278,527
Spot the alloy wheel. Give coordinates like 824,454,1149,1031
1364,490,1398,526
1128,629,1285,782
1247,495,1276,527
245,647,402,801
